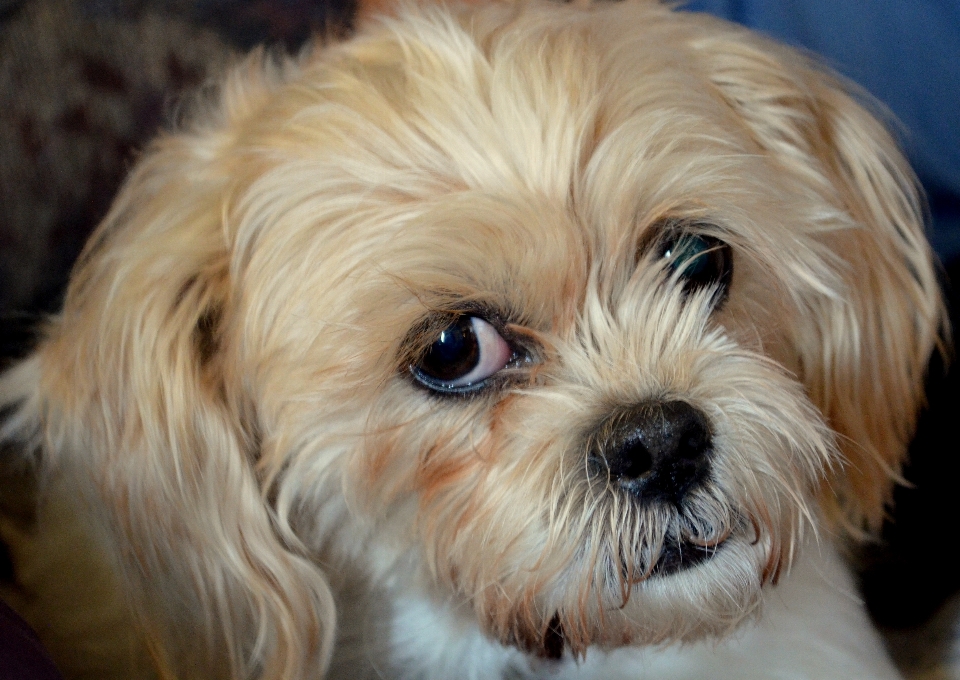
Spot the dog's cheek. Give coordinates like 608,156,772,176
354,390,523,539
350,387,565,572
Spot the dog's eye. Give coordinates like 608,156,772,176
412,316,514,393
659,232,732,301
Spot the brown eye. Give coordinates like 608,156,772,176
412,316,513,394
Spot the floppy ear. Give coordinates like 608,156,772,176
696,26,945,536
0,56,335,680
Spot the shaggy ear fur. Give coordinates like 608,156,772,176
694,25,944,536
0,55,335,680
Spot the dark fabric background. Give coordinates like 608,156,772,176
0,599,63,680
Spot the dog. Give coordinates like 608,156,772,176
0,0,945,678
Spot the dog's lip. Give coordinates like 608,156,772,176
651,537,726,577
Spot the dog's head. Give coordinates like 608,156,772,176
5,0,942,677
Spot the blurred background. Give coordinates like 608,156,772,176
0,0,958,676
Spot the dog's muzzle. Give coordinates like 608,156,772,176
587,400,723,576
589,400,713,505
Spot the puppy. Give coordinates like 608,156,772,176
0,0,944,678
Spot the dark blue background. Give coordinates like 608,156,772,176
683,0,960,261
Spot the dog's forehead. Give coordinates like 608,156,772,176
232,2,808,331
290,1,763,204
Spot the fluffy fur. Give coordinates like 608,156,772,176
0,1,944,678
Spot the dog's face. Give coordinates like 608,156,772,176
10,0,941,677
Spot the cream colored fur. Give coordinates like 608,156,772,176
0,1,943,678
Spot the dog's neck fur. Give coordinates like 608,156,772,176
323,538,899,680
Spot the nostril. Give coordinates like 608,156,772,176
676,419,710,461
608,435,654,481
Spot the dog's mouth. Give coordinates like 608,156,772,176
526,538,726,660
652,537,725,577
614,532,729,585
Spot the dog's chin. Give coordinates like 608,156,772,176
472,530,770,660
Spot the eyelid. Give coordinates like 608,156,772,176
414,303,519,350
638,218,725,257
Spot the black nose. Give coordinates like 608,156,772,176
589,400,712,504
